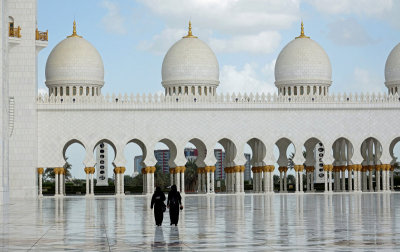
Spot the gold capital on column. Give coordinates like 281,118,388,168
37,167,44,174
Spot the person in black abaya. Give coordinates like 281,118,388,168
167,184,182,226
151,186,166,226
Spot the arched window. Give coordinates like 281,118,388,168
395,87,398,94
205,87,208,95
66,87,70,96
86,87,89,96
283,87,286,96
192,86,195,95
185,86,188,95
300,86,304,95
294,86,297,96
178,86,182,94
60,87,63,96
73,86,77,96
313,86,316,95
198,86,201,95
307,86,310,95
288,87,291,96
79,86,83,96
173,87,176,94
319,86,322,95
55,88,58,96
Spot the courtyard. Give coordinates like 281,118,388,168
0,193,399,251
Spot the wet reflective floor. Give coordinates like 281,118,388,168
0,193,399,251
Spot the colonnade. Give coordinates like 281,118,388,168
251,166,275,193
49,85,101,97
224,166,245,193
169,166,186,194
84,167,95,196
197,166,215,194
114,167,126,196
53,167,66,196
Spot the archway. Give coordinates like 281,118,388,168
360,137,382,192
332,138,353,192
124,139,146,194
93,139,116,195
154,138,177,191
389,137,400,190
275,138,296,192
58,139,86,196
246,138,266,193
216,138,239,193
185,138,206,193
303,137,324,192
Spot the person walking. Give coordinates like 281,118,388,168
167,184,183,226
151,186,166,226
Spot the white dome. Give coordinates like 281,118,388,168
275,37,332,87
385,42,400,87
161,34,219,87
45,31,104,87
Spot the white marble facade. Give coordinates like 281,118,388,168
1,0,400,203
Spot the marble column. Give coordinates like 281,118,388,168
348,167,353,192
37,168,44,197
284,169,288,192
197,168,202,193
270,167,274,192
376,166,381,192
175,168,180,192
90,168,95,196
235,169,240,193
324,169,328,192
114,168,119,195
240,169,245,193
54,168,59,196
210,168,215,193
206,171,210,194
368,167,373,192
85,168,90,196
341,168,346,191
328,167,333,192
59,169,64,196
264,167,268,193
279,169,283,192
202,172,206,193
295,171,299,192
180,166,186,194
390,168,394,191
382,167,387,191
231,170,235,193
120,167,126,195
142,168,147,194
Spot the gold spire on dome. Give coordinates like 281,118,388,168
295,21,310,39
183,20,197,38
67,20,82,38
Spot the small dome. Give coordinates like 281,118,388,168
385,42,400,87
275,24,332,87
45,21,104,87
161,22,219,88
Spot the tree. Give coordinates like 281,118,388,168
43,158,72,182
184,159,197,192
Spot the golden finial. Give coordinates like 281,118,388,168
183,20,197,38
67,20,82,38
295,21,310,39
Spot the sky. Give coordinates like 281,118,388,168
37,0,400,179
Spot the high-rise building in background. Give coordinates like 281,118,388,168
133,155,142,177
244,153,251,181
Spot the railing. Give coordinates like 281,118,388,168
9,26,21,38
37,92,400,105
36,28,48,41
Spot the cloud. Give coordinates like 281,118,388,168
346,67,385,93
38,87,48,95
138,28,186,55
218,61,277,94
326,18,375,46
209,31,281,54
307,0,393,17
137,0,300,34
136,0,300,54
101,0,126,35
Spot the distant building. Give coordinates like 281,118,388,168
133,155,143,177
214,149,225,180
244,153,251,181
155,149,170,173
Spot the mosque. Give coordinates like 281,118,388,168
1,1,400,204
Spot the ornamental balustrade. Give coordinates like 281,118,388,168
36,28,48,41
37,92,400,105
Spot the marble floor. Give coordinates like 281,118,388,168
0,193,399,251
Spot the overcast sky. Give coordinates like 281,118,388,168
37,0,400,179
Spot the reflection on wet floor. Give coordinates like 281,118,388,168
0,193,398,250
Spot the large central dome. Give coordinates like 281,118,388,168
45,21,104,96
274,22,332,96
161,22,219,96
